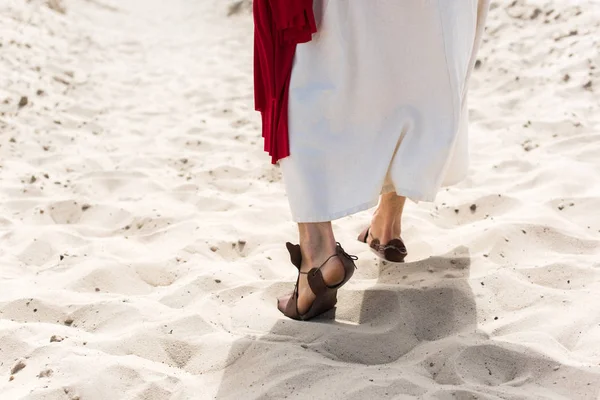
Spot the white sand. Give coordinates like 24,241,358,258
0,0,599,399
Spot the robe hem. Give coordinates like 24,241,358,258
290,186,437,223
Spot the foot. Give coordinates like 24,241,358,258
367,214,402,245
278,242,346,316
369,193,405,244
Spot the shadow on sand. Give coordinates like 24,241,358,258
214,245,495,399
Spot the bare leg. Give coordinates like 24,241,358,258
277,222,346,315
368,192,406,244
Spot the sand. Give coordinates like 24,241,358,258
0,0,599,399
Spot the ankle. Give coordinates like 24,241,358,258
372,210,401,228
298,225,336,269
374,194,406,226
371,212,402,238
299,240,337,269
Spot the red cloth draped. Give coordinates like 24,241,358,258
253,0,316,164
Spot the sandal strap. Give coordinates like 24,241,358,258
336,242,359,264
306,268,328,296
299,253,340,296
288,242,358,296
282,242,358,319
383,238,407,254
301,243,358,292
296,244,357,273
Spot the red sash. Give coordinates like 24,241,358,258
253,0,316,163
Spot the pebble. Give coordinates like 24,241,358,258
50,335,64,342
11,359,26,374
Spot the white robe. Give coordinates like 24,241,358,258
280,0,490,223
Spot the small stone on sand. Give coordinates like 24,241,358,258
11,360,26,374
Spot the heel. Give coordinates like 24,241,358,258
278,242,357,321
299,289,338,321
382,238,407,263
329,242,357,289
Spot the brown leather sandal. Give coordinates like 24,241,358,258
358,226,407,263
278,242,357,321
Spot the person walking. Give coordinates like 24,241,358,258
254,0,490,321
